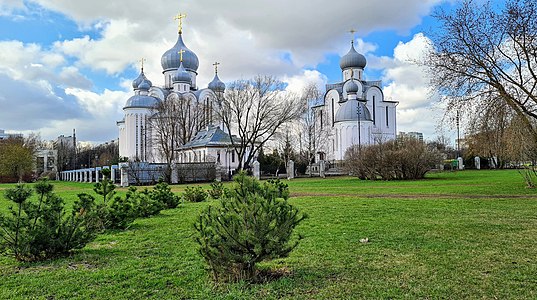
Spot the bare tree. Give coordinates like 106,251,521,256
426,0,537,143
297,82,328,176
149,93,208,181
217,75,304,170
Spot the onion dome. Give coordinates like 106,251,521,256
124,95,159,109
208,73,225,92
345,79,359,94
172,62,192,83
138,79,151,91
161,33,199,72
335,101,372,122
132,70,152,90
339,41,367,70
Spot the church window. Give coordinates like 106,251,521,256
232,151,235,163
320,111,323,129
217,150,221,163
372,96,376,125
385,107,389,127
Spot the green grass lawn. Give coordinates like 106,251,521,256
0,170,536,299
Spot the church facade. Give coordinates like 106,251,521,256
117,20,229,165
312,40,398,162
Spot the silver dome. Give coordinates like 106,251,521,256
132,71,152,90
208,73,225,92
339,42,366,70
345,79,359,94
161,33,199,72
172,62,192,83
335,100,372,122
124,95,159,109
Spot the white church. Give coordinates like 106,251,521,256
117,17,245,171
312,40,398,162
117,15,397,170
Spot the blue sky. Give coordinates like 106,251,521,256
0,0,470,143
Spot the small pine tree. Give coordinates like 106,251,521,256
194,172,306,282
0,180,96,261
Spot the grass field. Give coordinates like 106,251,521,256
0,170,536,299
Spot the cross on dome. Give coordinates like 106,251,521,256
139,57,146,72
349,28,356,45
174,13,187,34
213,61,220,74
178,49,185,62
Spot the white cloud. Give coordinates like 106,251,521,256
379,33,441,139
1,0,449,142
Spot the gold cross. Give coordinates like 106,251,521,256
349,28,356,45
178,49,185,62
212,61,220,74
174,13,187,34
139,57,146,71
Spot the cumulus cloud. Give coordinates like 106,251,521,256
379,33,441,139
1,0,448,142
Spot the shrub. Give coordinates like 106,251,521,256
151,180,181,208
194,172,307,282
183,186,207,202
127,187,165,218
344,137,443,180
0,180,96,261
207,181,225,200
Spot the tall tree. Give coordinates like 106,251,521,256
149,93,208,181
0,135,39,182
217,75,304,170
426,0,537,142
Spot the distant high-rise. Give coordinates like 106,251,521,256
398,131,424,142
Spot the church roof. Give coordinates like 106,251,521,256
124,94,160,109
335,100,372,122
161,33,199,73
179,125,240,149
339,42,367,70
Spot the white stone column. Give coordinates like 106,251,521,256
252,160,260,180
111,167,116,184
95,168,100,183
474,157,481,170
287,160,295,180
457,157,464,170
215,163,222,182
171,163,178,184
319,160,326,178
120,163,129,187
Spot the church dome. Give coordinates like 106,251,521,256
335,100,372,122
172,62,192,83
138,80,151,91
345,79,359,94
208,73,225,92
161,33,199,72
124,95,159,109
132,71,152,90
339,42,366,70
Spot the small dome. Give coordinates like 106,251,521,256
172,62,192,84
132,71,152,90
208,73,225,92
339,42,367,70
138,80,151,91
124,95,159,109
161,33,199,72
345,80,359,94
335,100,372,122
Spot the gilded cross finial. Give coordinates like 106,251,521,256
213,61,220,74
349,28,356,45
178,49,185,62
174,13,187,34
139,57,146,72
